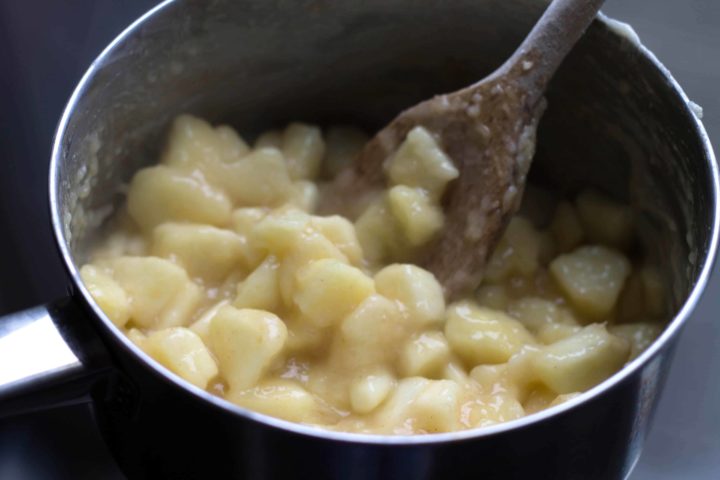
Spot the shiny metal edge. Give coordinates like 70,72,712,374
48,4,720,445
0,307,81,390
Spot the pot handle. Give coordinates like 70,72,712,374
0,297,112,418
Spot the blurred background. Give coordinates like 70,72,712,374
0,0,718,478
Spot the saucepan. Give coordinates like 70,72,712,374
0,0,717,478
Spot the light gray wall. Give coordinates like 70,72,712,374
602,1,720,478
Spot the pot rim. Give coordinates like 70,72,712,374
49,0,720,445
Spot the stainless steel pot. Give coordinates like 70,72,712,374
0,1,717,479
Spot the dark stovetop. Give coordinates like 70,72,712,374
0,0,718,478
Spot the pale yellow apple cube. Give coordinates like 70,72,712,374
385,126,459,199
127,165,232,231
533,324,630,393
231,207,268,268
209,305,287,391
215,125,251,160
160,281,204,328
162,116,295,207
550,245,630,319
350,370,395,414
469,364,510,392
398,331,451,377
442,361,472,385
144,327,218,389
111,256,201,328
278,231,348,307
227,379,320,423
576,190,634,248
152,223,245,282
161,115,249,175
374,264,445,327
80,265,130,327
189,300,229,344
252,207,311,255
354,199,395,260
126,328,147,347
445,302,534,366
294,259,375,327
536,323,582,344
387,185,444,246
161,114,217,167
234,255,281,312
282,123,325,180
507,297,578,333
336,294,406,369
369,378,428,433
411,380,462,433
474,394,525,426
289,180,319,212
354,198,405,264
485,217,541,282
231,207,268,236
311,215,363,265
505,348,541,395
223,148,294,206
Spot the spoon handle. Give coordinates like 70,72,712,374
501,0,606,103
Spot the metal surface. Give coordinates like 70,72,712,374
0,305,80,390
0,299,110,418
0,0,716,476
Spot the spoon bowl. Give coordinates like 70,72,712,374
330,0,605,296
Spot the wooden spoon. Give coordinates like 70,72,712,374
329,0,606,298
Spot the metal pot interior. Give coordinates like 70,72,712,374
53,0,714,386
